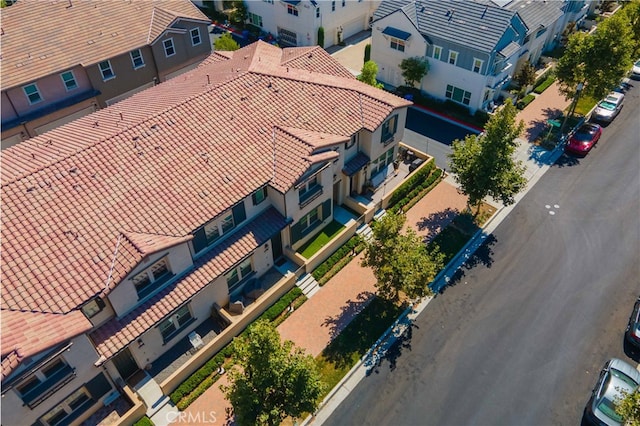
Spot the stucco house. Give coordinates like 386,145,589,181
1,0,212,149
0,41,410,426
244,0,380,48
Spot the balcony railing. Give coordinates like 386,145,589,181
22,365,76,408
299,185,323,208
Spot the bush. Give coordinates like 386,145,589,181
389,168,443,214
134,416,154,426
317,26,324,47
364,44,371,62
312,235,363,282
258,287,303,322
517,94,536,109
388,159,435,207
533,76,555,94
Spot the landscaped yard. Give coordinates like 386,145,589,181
298,221,345,259
574,94,599,117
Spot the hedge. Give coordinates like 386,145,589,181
389,168,443,214
169,287,305,409
517,94,536,110
533,76,555,94
312,235,363,282
133,416,154,426
388,159,435,207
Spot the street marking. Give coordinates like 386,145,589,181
545,204,551,209
549,211,556,215
554,204,560,209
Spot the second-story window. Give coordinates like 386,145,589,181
23,83,43,105
390,37,405,52
60,71,78,91
252,187,268,205
473,58,483,73
130,49,145,69
432,45,442,60
15,357,75,408
381,114,398,144
316,7,320,18
448,50,458,65
346,133,357,149
98,60,115,80
249,13,263,27
331,1,335,11
190,28,201,46
299,175,322,207
163,38,176,57
158,305,193,343
342,0,345,6
225,258,254,290
287,4,299,16
194,203,247,253
132,256,173,299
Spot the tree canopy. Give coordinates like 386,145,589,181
447,99,526,213
514,61,536,88
215,33,240,51
616,389,640,426
221,321,325,426
399,57,429,88
556,11,635,100
357,61,383,88
361,212,444,302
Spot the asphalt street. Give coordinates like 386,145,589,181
323,84,640,425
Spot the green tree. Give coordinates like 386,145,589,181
620,0,640,57
215,33,240,51
357,61,383,88
448,99,526,214
364,43,371,62
556,12,635,101
317,26,325,47
221,321,324,426
514,61,536,88
228,0,247,26
616,389,640,426
399,57,429,88
361,212,444,302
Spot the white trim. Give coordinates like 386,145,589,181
130,49,145,70
163,38,176,57
190,27,202,46
472,57,484,73
448,50,458,66
98,60,116,81
432,45,442,60
60,71,78,92
23,83,43,105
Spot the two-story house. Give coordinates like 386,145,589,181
371,0,528,113
0,41,410,426
0,0,212,149
245,0,380,48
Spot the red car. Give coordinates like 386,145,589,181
565,123,603,156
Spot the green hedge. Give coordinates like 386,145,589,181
312,235,363,282
517,94,536,109
389,168,443,214
388,159,434,207
169,287,305,408
133,416,154,426
533,76,555,94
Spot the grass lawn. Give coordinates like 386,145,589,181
574,94,598,117
298,221,346,259
315,297,405,395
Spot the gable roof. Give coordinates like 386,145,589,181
504,0,563,34
0,0,209,90
0,41,410,318
374,0,522,53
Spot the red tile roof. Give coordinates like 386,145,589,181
1,41,410,367
0,0,210,90
90,207,289,360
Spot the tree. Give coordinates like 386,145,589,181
361,212,444,302
221,321,325,426
357,61,383,88
399,57,429,88
448,99,526,214
317,26,325,47
514,61,536,88
616,389,640,426
364,43,371,62
620,0,640,58
228,1,247,26
215,33,240,51
556,12,635,101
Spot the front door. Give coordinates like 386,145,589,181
271,232,283,263
112,348,139,381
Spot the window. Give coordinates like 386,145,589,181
390,37,405,52
41,387,92,426
346,133,357,149
473,58,483,73
130,49,145,69
299,175,322,207
81,297,104,320
220,214,234,234
448,50,458,65
132,257,173,299
190,28,201,46
16,357,75,408
158,305,193,342
342,0,346,6
432,45,442,60
277,27,297,46
252,187,267,205
163,38,175,57
300,206,321,233
98,61,115,80
60,71,78,91
249,13,263,27
316,7,320,18
195,204,246,252
331,1,335,11
381,114,398,144
446,84,471,106
371,148,394,175
23,83,43,104
287,4,298,16
225,258,253,291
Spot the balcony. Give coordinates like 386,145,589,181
298,184,323,208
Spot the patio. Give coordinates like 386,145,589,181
352,157,413,206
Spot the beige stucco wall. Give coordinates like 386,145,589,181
153,21,211,82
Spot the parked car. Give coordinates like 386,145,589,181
625,297,640,351
565,123,603,156
584,358,640,426
631,59,640,79
592,92,624,123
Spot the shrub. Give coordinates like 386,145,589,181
258,287,303,322
134,416,154,426
317,26,324,47
389,168,443,214
533,76,555,94
388,159,435,207
312,235,363,282
364,43,371,62
517,94,536,109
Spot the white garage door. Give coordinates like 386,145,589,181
342,17,364,40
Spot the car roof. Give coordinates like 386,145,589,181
578,123,600,133
608,358,640,385
604,92,624,103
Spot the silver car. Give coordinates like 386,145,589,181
585,358,640,426
592,92,624,123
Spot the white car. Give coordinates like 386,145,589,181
631,59,640,79
585,358,640,426
592,92,624,123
